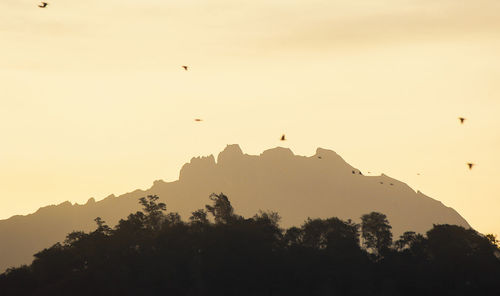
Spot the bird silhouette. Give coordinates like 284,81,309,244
467,163,475,170
458,117,466,124
38,2,48,8
194,119,202,122
182,66,188,71
280,134,286,141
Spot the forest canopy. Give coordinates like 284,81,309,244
1,193,499,296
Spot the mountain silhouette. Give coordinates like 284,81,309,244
0,145,469,271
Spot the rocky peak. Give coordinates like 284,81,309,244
260,146,295,159
217,144,244,164
179,155,217,180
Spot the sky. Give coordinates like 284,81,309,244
1,0,500,235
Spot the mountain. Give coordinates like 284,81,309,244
0,145,470,272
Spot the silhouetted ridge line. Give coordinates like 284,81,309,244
0,145,470,272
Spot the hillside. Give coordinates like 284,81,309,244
0,145,470,271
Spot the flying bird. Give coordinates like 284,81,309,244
280,134,286,141
38,2,48,8
182,66,188,71
467,163,475,170
458,117,466,124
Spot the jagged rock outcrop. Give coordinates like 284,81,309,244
0,145,470,271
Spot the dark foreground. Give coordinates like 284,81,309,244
1,194,499,296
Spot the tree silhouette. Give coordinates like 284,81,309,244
139,195,167,230
485,234,500,249
189,209,209,225
93,217,112,235
394,231,424,250
361,212,392,257
205,192,239,224
284,226,303,247
1,194,500,296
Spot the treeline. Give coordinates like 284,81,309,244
1,193,499,296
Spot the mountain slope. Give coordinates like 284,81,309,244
0,145,470,271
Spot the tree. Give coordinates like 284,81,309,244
324,218,360,253
163,212,182,226
485,234,499,249
301,218,329,250
394,231,424,251
361,212,392,256
426,225,497,262
253,210,281,228
64,231,88,247
189,209,209,225
139,195,167,230
301,218,359,252
93,217,112,235
205,193,239,224
284,226,303,247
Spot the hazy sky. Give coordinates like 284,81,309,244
1,0,500,235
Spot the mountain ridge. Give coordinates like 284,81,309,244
0,145,470,272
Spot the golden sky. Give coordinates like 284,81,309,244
1,0,500,235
